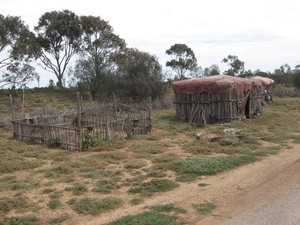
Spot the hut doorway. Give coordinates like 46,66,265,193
245,97,250,118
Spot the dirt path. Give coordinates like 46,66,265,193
67,143,300,225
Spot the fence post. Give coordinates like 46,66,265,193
42,97,46,144
148,96,152,133
10,95,16,137
77,92,82,151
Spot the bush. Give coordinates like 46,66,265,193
106,211,183,225
71,197,122,215
128,179,179,196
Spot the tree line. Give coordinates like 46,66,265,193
1,10,300,101
165,43,300,89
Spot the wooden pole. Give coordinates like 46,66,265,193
42,97,46,144
10,94,16,137
148,96,152,133
112,92,117,114
77,92,82,151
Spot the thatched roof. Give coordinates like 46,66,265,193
251,76,274,86
171,75,253,95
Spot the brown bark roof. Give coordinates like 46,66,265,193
251,76,274,86
171,75,253,95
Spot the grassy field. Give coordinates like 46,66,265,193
0,89,300,224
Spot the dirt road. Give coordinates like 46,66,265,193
70,144,300,225
193,144,300,225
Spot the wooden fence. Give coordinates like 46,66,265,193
10,93,152,151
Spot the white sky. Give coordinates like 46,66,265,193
2,0,300,86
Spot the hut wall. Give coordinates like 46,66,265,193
174,90,248,125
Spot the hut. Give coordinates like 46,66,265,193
251,76,274,103
171,75,272,125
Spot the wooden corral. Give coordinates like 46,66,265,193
10,93,152,151
171,75,274,125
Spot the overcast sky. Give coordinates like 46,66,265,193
2,0,300,86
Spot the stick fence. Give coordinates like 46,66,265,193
11,93,152,151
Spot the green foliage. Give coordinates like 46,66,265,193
222,55,245,76
0,152,44,174
71,183,88,195
113,48,166,100
124,159,147,169
48,214,70,224
171,155,257,176
73,15,126,100
150,204,187,214
128,179,179,196
106,211,183,225
35,10,82,89
89,140,127,152
192,202,216,215
44,164,73,178
175,173,198,182
71,197,122,215
92,179,121,194
130,198,144,205
0,175,39,192
2,215,39,225
47,138,61,148
293,73,300,89
166,43,198,79
0,196,30,215
48,199,63,209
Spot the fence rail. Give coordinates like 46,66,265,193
10,93,152,151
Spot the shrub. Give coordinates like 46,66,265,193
128,179,179,196
2,215,39,225
192,202,216,215
71,197,122,215
106,211,183,225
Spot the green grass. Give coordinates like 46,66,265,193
48,214,70,224
192,201,216,215
2,215,39,225
0,196,30,215
71,183,88,195
130,142,166,156
130,198,144,205
48,199,63,209
106,211,183,225
124,159,147,169
0,151,44,174
171,155,258,176
128,179,179,196
43,164,73,178
70,197,122,215
150,203,187,214
89,140,127,152
92,179,121,194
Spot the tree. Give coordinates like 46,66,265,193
34,10,82,89
0,14,37,88
114,48,165,100
166,43,198,80
273,64,292,76
73,16,125,99
294,72,300,89
203,64,220,76
222,55,245,76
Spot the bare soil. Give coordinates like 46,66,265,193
62,143,300,225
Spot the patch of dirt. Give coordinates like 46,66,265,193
63,143,300,225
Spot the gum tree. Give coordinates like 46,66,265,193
35,10,82,89
0,14,38,88
166,43,198,80
73,16,125,99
